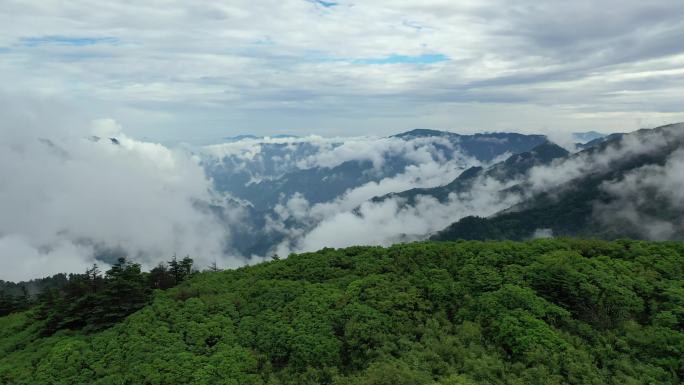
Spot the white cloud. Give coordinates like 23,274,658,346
1,1,683,139
531,228,553,239
275,170,522,254
259,136,478,253
527,126,675,192
593,144,684,240
0,99,248,281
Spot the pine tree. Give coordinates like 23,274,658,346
207,261,222,272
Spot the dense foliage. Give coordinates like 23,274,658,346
0,290,30,317
1,239,683,384
1,275,69,316
1,256,195,333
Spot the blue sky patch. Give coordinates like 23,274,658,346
19,36,119,47
354,54,449,65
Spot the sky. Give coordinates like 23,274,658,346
2,0,684,141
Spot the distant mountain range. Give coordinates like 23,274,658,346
222,134,299,142
203,130,549,210
431,124,684,241
392,129,549,163
198,130,557,255
372,141,570,206
196,125,684,256
83,125,683,260
572,131,607,143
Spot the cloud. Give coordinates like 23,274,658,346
293,135,462,170
202,133,463,174
19,36,119,47
307,0,338,8
253,135,481,253
593,145,684,240
531,228,553,239
526,126,675,192
200,133,483,214
273,168,523,255
1,1,684,139
0,98,249,281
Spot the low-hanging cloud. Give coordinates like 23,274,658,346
202,133,470,177
0,102,249,281
526,125,678,192
593,146,684,240
272,169,523,255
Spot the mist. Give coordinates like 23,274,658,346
0,102,249,281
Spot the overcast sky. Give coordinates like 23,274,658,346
2,0,684,142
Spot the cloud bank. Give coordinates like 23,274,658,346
594,143,684,240
2,1,684,139
0,102,247,281
270,165,523,255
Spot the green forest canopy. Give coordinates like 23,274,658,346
1,239,683,384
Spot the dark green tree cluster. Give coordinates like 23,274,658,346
149,255,195,289
0,288,30,317
0,274,69,317
1,239,683,385
34,256,195,335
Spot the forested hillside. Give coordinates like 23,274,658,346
1,239,683,384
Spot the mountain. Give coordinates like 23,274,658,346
67,124,684,262
198,124,684,258
576,132,624,150
203,130,549,210
432,123,684,241
3,125,684,385
394,129,549,163
2,239,683,384
373,141,569,206
222,134,299,142
572,131,606,143
197,130,554,256
0,275,68,298
222,134,260,141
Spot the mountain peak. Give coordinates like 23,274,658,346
392,128,455,138
572,131,606,143
528,142,570,161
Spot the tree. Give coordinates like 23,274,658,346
207,261,222,272
93,257,150,328
150,262,175,290
169,255,194,284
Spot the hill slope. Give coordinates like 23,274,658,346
1,239,683,385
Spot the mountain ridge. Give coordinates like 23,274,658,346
432,123,684,241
